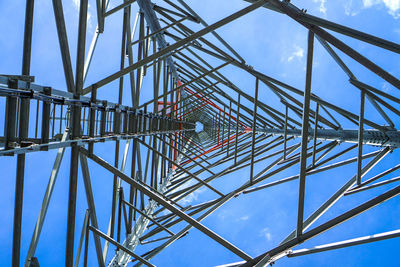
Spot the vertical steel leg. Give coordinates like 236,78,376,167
357,91,365,185
234,94,240,164
283,105,288,160
250,78,259,184
227,102,232,156
66,0,87,265
297,30,314,237
312,103,319,165
13,1,34,266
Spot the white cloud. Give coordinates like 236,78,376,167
180,189,203,205
382,82,393,92
345,0,400,18
168,179,206,206
160,181,206,216
344,0,360,16
363,0,380,8
384,0,400,10
313,0,327,14
72,0,80,12
382,0,400,17
72,0,93,29
287,45,304,62
363,0,400,18
260,228,272,241
239,215,249,221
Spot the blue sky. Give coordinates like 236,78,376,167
1,0,400,266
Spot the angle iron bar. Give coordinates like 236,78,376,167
244,178,400,266
52,0,75,93
353,163,400,190
357,91,365,184
155,135,215,175
80,154,106,267
176,0,245,62
297,30,314,237
74,210,90,267
13,0,34,265
279,147,390,246
122,199,175,236
137,138,304,265
24,130,69,267
108,141,189,266
89,226,154,267
79,150,252,264
288,229,400,257
243,148,381,195
314,37,395,128
136,138,224,197
82,0,268,94
271,0,400,90
104,0,136,17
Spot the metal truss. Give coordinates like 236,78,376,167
3,0,400,266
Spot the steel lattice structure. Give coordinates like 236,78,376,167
2,0,400,266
